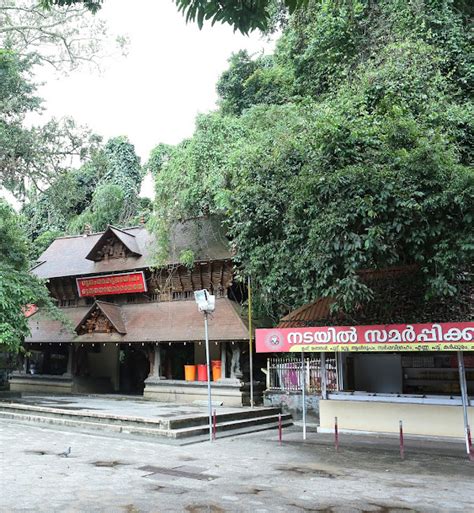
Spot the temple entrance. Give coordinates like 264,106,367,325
119,346,150,394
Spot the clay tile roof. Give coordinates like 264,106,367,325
278,297,334,328
85,226,141,261
31,217,231,279
26,298,249,343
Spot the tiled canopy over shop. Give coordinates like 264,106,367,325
12,218,253,405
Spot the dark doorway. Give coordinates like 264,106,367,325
119,346,150,394
162,343,194,380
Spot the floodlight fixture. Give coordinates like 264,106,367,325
194,289,215,313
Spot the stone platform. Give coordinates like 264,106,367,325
0,394,292,443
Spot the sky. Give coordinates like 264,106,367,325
37,1,273,164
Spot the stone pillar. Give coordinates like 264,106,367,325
221,342,227,379
150,343,166,379
230,342,242,380
65,344,74,376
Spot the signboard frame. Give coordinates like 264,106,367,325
76,271,147,298
256,322,474,353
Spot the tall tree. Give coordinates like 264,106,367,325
0,49,101,198
0,200,63,353
1,0,126,71
148,0,473,320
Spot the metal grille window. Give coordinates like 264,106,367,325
266,355,338,393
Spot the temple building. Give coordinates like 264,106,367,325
10,218,255,406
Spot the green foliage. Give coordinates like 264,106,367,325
68,183,125,234
41,0,104,13
217,51,293,115
1,50,102,198
30,230,63,261
149,0,473,321
41,0,310,34
179,249,196,269
23,135,146,245
174,0,310,34
0,201,64,353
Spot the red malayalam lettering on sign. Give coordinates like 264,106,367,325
256,322,474,353
76,272,147,297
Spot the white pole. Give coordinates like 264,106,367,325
204,312,213,442
457,351,471,455
248,276,254,407
301,351,306,440
321,352,327,399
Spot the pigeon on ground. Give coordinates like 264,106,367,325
59,447,71,458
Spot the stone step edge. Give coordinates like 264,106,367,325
0,402,282,428
0,411,292,440
172,414,293,438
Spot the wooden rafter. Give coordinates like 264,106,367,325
199,263,204,289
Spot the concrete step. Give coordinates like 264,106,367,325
173,413,293,439
167,407,283,429
0,403,293,442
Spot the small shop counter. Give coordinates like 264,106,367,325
319,392,474,438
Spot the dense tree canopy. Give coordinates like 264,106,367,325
22,135,147,246
0,200,63,352
148,0,473,320
40,0,309,34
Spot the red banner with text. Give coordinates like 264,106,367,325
256,322,474,353
76,272,147,297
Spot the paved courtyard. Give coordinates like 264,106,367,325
1,415,473,513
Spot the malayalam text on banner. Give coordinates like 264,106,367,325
256,322,474,353
76,272,147,297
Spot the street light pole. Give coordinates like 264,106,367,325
194,289,216,443
204,311,213,442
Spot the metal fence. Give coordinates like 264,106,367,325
266,355,338,393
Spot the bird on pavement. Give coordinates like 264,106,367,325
59,447,71,458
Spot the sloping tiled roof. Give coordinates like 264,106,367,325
31,217,231,279
86,226,142,261
278,297,334,328
25,298,250,343
75,301,126,334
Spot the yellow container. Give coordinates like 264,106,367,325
184,365,196,381
212,365,221,381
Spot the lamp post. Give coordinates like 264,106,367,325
194,289,216,442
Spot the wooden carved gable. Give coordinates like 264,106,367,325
85,227,141,262
76,305,116,335
93,235,132,261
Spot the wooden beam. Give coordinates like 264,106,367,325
178,266,184,291
199,263,204,289
209,260,213,292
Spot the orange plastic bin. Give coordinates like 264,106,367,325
184,365,196,381
212,360,222,381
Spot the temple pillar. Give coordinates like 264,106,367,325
149,343,166,379
221,342,227,379
230,342,243,380
64,344,74,376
